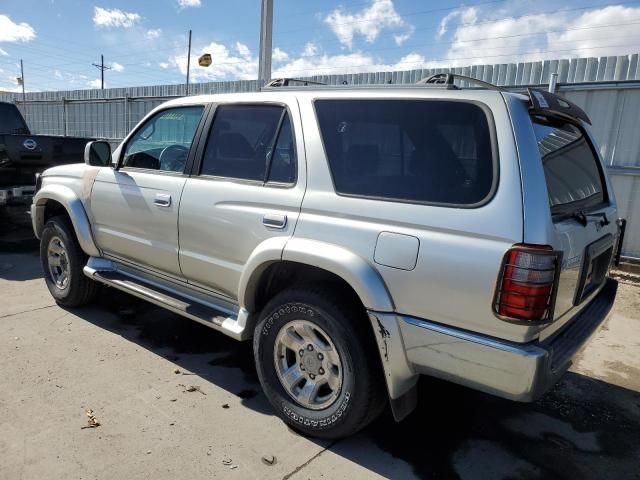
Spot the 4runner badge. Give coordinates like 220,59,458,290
23,138,37,150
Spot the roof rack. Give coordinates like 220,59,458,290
416,73,505,91
265,78,328,87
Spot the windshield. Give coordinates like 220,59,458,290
0,103,29,134
532,117,606,216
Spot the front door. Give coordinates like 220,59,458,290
178,98,305,298
89,105,206,277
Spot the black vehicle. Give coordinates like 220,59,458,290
0,101,93,233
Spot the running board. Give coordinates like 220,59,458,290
83,261,251,341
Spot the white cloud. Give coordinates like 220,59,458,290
0,48,7,56
436,5,640,66
273,46,440,78
272,47,289,62
169,41,257,81
93,7,141,29
0,15,36,42
53,70,63,80
111,62,124,72
393,26,414,46
178,0,201,8
324,0,413,49
88,79,103,88
437,8,478,38
159,62,170,69
146,29,162,39
301,42,319,57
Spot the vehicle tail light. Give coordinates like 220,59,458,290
494,244,561,322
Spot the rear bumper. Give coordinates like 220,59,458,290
372,278,617,402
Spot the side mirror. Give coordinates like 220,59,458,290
84,140,112,167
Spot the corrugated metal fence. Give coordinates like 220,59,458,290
1,54,639,258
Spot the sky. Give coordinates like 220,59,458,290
0,0,640,92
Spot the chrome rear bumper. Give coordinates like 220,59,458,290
372,278,617,404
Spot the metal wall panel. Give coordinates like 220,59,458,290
1,53,639,257
609,173,640,258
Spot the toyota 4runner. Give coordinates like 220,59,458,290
32,75,622,439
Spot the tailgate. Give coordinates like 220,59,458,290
2,135,90,168
530,115,618,337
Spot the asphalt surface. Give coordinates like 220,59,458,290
1,243,639,479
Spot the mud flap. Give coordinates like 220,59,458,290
367,311,418,421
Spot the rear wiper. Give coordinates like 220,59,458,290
571,210,610,227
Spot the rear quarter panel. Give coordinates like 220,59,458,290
294,89,537,343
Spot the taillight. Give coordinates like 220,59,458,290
494,244,561,323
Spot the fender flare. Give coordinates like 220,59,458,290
238,237,395,313
32,184,101,257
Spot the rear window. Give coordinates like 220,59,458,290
314,100,495,206
533,118,606,215
0,103,29,134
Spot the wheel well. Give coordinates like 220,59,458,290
43,200,70,224
252,261,366,317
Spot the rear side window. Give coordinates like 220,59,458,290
201,105,284,181
532,118,606,215
314,99,495,205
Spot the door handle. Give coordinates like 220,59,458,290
263,213,287,229
153,194,171,207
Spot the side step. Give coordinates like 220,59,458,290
84,262,250,341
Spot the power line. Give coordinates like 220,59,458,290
277,0,640,35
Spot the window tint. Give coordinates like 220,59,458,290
267,114,296,183
533,119,605,214
0,103,29,134
122,106,204,172
201,105,283,181
315,100,494,205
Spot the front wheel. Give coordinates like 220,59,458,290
253,288,386,439
40,216,98,307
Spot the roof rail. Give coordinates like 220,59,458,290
264,78,328,88
416,73,505,91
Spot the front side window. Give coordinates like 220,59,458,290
315,99,495,205
533,118,606,216
122,106,204,173
200,105,287,182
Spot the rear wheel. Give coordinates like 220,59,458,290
254,287,386,439
40,216,98,307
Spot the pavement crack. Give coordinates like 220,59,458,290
282,440,339,480
0,304,57,319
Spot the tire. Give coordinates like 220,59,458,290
253,287,386,439
40,215,98,307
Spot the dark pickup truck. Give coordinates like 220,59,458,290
0,101,93,231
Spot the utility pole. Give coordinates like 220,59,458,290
92,54,111,90
258,0,273,88
186,30,192,96
20,59,26,113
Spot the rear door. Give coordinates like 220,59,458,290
178,97,305,299
530,116,618,329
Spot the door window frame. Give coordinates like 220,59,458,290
117,103,211,176
190,102,298,188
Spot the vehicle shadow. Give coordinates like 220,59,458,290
68,287,640,480
0,250,42,281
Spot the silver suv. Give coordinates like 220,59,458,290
32,75,621,439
